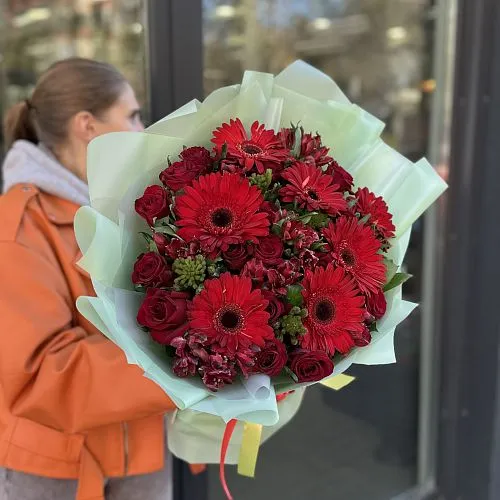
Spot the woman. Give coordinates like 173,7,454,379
0,58,185,500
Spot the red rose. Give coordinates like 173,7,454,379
325,160,354,193
262,290,286,323
223,244,252,271
351,325,372,347
366,288,387,320
135,185,170,226
137,289,190,344
255,235,284,265
288,349,334,383
132,252,173,287
251,338,288,377
242,258,267,284
160,147,211,192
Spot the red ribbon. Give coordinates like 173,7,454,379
218,391,294,499
220,419,237,500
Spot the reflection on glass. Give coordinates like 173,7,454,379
0,0,148,155
204,1,435,499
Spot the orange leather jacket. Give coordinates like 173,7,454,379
0,184,196,499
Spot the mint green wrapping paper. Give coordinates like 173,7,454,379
74,61,447,464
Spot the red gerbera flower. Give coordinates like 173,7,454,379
212,119,288,173
301,265,365,355
175,173,270,253
279,162,347,216
322,216,386,294
189,273,274,356
355,187,396,239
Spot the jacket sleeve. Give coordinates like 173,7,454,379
0,241,176,433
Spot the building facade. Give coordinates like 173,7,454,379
2,1,499,499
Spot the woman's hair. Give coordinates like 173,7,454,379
3,58,127,149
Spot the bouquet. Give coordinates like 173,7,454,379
133,120,399,390
75,61,446,496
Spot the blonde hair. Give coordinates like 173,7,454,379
3,57,127,149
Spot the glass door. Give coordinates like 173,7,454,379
202,1,450,498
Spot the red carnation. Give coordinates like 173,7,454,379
175,173,269,253
268,258,302,295
288,349,334,383
135,185,170,226
137,289,190,344
355,187,396,240
132,252,173,288
223,244,252,271
251,338,288,377
298,249,320,270
189,273,274,356
280,162,347,216
260,201,284,224
325,160,354,193
255,235,284,265
212,119,288,174
199,353,238,391
322,216,387,295
282,220,319,250
301,265,365,355
164,239,200,260
242,258,267,285
366,288,387,320
160,146,212,192
262,290,286,323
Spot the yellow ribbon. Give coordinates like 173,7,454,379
320,373,356,391
237,422,263,478
236,375,354,478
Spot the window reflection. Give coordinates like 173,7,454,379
204,1,435,498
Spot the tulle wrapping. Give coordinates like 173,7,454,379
74,61,447,463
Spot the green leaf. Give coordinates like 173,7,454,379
284,366,299,383
383,272,412,292
359,213,371,225
139,232,153,244
383,258,398,283
287,284,303,307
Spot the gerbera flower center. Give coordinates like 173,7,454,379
341,248,356,267
308,190,319,200
314,299,335,324
211,208,233,228
241,142,263,155
216,305,244,333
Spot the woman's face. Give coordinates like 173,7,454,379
92,83,145,136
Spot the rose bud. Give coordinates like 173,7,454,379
251,338,288,377
135,185,170,226
262,290,286,323
366,288,387,320
254,235,284,266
